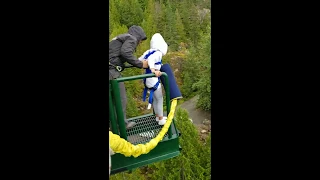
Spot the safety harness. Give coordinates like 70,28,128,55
109,37,127,72
109,62,123,72
142,50,162,109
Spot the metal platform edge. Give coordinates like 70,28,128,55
111,135,181,175
110,149,181,175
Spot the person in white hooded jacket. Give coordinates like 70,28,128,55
138,33,168,125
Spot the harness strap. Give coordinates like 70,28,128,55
142,50,162,109
142,77,160,103
109,62,123,72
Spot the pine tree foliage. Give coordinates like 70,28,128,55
192,25,211,110
109,24,128,41
145,108,211,180
175,9,187,47
109,1,211,177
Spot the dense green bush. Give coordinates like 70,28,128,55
145,108,211,180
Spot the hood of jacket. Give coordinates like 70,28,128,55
128,25,147,42
150,33,168,56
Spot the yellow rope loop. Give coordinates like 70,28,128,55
109,99,178,158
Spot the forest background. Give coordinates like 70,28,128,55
109,0,211,179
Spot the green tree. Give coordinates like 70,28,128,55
181,23,211,111
132,0,144,25
110,168,146,180
109,0,121,24
163,1,178,51
154,1,166,35
109,24,128,41
146,108,210,179
193,26,211,111
198,8,211,34
137,0,156,55
118,0,144,28
201,133,211,177
138,0,147,10
181,44,201,98
109,0,121,36
188,3,202,46
175,8,187,49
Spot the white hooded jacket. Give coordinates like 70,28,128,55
139,33,168,88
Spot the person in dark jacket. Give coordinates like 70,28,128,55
109,25,149,129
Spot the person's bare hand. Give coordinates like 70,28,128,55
142,61,149,68
154,71,162,77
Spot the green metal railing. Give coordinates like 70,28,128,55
109,72,172,140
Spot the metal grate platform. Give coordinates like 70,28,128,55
109,114,178,145
110,114,181,174
126,114,170,144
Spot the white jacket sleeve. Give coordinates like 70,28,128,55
138,51,149,61
147,54,156,69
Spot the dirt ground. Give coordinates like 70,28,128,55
178,95,211,141
178,95,211,124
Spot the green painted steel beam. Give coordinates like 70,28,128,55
126,113,154,121
109,73,182,175
110,73,173,140
111,137,181,175
110,80,127,140
114,73,168,82
109,87,119,135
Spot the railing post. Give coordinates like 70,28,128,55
110,80,127,140
110,73,173,139
162,74,172,139
109,86,119,135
